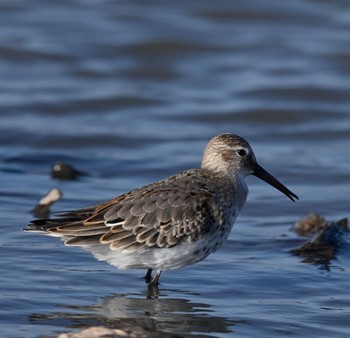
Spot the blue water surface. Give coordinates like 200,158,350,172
0,1,350,337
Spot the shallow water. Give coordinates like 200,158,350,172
1,1,350,337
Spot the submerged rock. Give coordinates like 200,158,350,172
291,213,348,264
51,161,82,180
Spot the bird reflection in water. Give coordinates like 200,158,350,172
29,291,242,337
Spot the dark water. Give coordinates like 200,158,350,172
1,1,350,337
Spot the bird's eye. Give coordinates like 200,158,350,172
236,149,246,157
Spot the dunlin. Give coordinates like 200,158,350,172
26,134,298,287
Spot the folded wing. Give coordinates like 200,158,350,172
27,187,219,253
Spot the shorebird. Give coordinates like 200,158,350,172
26,134,298,287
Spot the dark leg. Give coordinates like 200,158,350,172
150,270,162,286
144,268,152,284
147,270,162,298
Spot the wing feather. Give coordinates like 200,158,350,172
27,171,224,253
100,229,132,243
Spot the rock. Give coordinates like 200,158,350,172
57,325,169,338
291,213,348,264
51,162,82,180
291,213,326,236
32,188,63,218
58,326,135,338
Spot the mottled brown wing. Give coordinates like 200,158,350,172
60,188,219,252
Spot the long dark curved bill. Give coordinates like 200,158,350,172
253,164,299,202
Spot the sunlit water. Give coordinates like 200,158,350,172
0,1,350,337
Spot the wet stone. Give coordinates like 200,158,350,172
291,213,348,264
32,188,63,218
51,161,82,180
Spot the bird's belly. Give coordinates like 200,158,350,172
85,241,214,270
85,218,236,271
